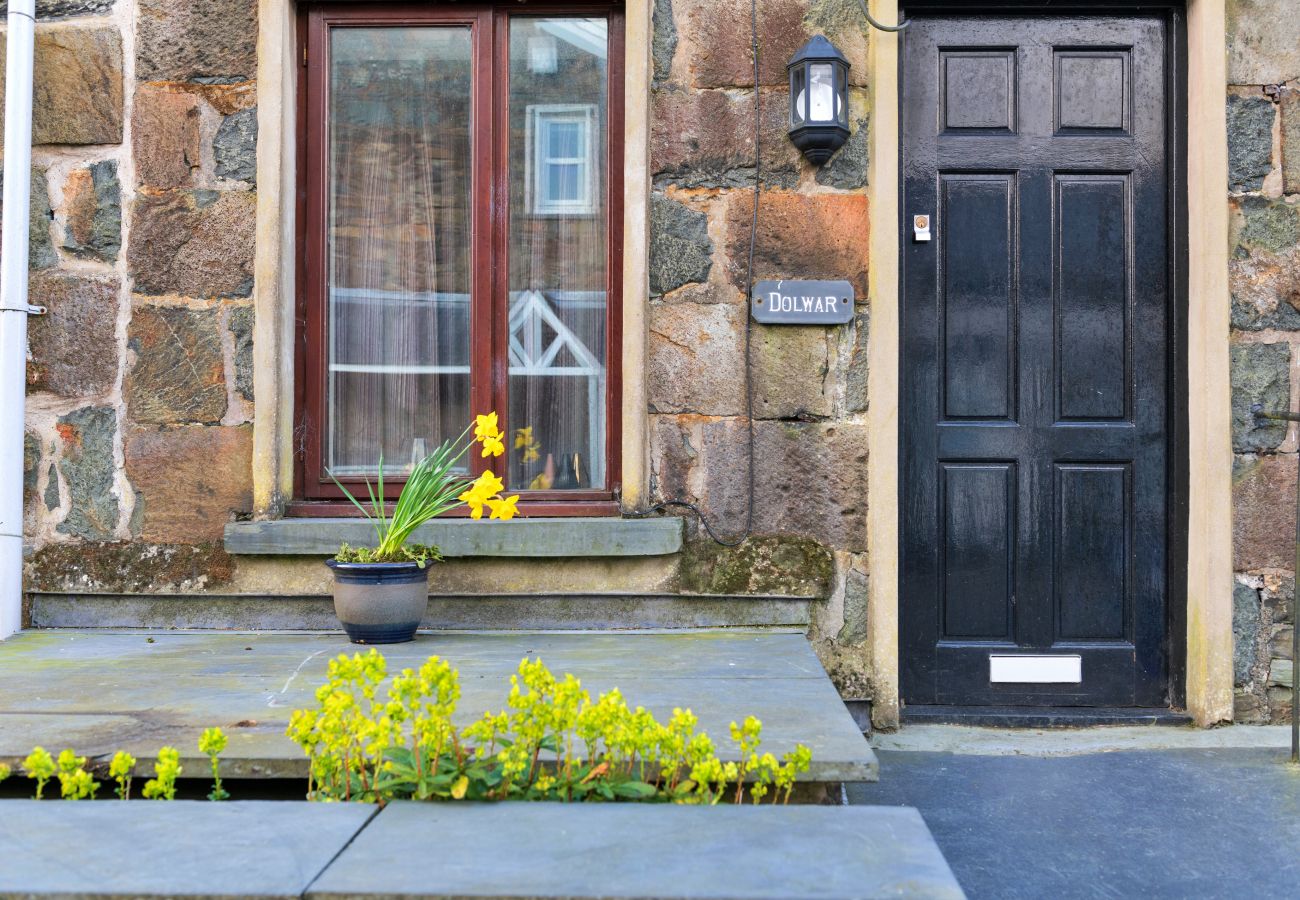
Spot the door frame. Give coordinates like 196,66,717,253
867,0,1231,727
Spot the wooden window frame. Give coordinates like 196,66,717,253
293,1,625,518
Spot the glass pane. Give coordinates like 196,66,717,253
508,17,608,491
548,120,582,159
808,63,835,121
547,162,583,202
791,66,806,124
327,27,473,478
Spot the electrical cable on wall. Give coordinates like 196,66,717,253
635,0,906,547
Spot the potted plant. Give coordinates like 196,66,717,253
326,413,518,644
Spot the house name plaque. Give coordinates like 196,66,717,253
751,280,855,325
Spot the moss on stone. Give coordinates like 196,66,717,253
678,534,835,596
26,542,235,594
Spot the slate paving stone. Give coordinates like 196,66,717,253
308,803,964,899
0,630,876,783
0,800,375,898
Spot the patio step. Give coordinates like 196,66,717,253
0,629,876,788
27,591,817,631
0,801,964,898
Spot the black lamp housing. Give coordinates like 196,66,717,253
787,35,850,165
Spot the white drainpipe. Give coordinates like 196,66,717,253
0,0,38,640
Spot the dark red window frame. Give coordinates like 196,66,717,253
293,1,625,517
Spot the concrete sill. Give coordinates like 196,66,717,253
223,516,684,558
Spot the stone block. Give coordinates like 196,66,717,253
1233,453,1298,571
837,565,869,644
648,300,745,415
0,25,123,146
136,0,258,83
1232,195,1299,257
132,86,202,189
0,2,116,18
60,160,120,261
26,541,235,593
1228,0,1300,85
1267,685,1293,721
1227,94,1274,192
1283,91,1300,195
214,106,257,183
22,432,39,508
128,190,255,297
54,405,118,540
25,272,120,397
726,190,870,296
1270,658,1294,689
1263,575,1294,622
678,0,867,89
1234,580,1261,686
678,533,835,597
0,165,58,271
845,311,868,413
1230,342,1290,451
816,113,869,190
1270,625,1293,660
752,323,833,419
753,420,868,550
652,0,676,83
648,192,712,295
228,304,254,403
651,87,799,189
125,424,252,542
1229,247,1300,332
1234,688,1267,723
126,304,227,424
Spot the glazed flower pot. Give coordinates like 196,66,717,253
325,559,430,644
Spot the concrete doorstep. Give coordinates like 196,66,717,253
0,800,964,899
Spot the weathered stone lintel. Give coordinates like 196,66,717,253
224,516,685,558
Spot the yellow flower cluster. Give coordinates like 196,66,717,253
56,749,99,800
457,470,520,521
109,751,136,800
142,747,182,800
474,412,506,458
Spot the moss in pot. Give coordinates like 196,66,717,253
327,413,517,644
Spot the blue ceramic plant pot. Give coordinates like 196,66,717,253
325,559,430,644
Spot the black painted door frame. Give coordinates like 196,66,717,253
898,4,1189,709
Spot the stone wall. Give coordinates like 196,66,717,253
1227,1,1299,723
646,0,873,693
16,0,258,592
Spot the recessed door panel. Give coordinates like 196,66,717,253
902,14,1170,707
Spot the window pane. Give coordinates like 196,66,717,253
548,120,582,159
508,18,608,491
547,162,583,202
327,27,473,477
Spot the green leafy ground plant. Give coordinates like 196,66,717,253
287,649,812,805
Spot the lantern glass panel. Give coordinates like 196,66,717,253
837,69,847,125
791,65,806,125
808,63,835,122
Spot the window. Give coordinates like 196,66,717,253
529,104,598,215
297,3,623,515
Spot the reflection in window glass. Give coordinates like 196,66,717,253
508,18,608,491
326,28,473,477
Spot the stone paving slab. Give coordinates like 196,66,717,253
0,630,876,783
308,803,964,899
0,800,376,898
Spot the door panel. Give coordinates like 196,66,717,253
901,15,1169,707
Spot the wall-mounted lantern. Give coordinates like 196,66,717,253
787,35,850,165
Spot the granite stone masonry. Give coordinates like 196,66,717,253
1228,0,1300,722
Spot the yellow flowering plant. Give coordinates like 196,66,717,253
22,746,55,799
56,749,99,800
109,751,136,800
329,413,520,565
199,727,229,801
287,650,812,806
142,747,182,800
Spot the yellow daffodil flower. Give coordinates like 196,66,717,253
474,412,502,443
514,426,534,449
486,495,520,521
481,434,505,458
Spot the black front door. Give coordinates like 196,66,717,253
901,14,1171,706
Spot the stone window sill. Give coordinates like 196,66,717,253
223,517,683,558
